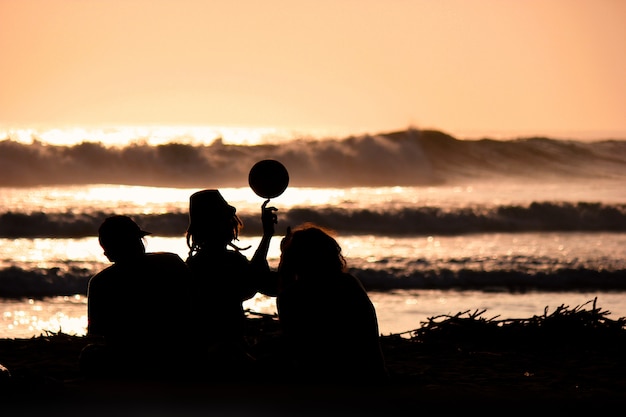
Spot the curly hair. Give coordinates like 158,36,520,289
279,222,347,277
186,212,248,257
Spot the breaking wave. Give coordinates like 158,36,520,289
1,264,625,299
1,201,625,238
2,129,625,188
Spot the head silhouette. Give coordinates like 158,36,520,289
279,223,346,280
186,189,244,253
98,215,151,262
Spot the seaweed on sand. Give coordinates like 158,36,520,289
398,297,626,353
379,297,626,402
0,298,625,404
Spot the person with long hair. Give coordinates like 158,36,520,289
185,189,277,379
276,223,388,384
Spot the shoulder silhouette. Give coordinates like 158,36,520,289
80,215,197,380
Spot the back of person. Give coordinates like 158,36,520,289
186,249,256,347
278,271,387,384
82,216,199,380
276,224,388,385
88,252,194,352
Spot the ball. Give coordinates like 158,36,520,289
248,159,289,199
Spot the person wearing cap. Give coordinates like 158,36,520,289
185,189,278,379
80,215,199,380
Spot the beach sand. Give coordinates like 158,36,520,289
1,304,625,415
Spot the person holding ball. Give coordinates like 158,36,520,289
184,189,278,380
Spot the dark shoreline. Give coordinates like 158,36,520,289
2,301,626,414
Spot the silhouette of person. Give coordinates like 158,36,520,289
80,215,198,380
184,189,278,379
276,223,388,385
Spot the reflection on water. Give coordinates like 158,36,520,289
1,296,88,338
0,293,278,339
3,291,625,339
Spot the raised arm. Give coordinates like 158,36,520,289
251,199,277,268
251,199,282,296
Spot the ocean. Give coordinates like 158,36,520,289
1,127,625,338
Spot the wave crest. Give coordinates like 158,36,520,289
1,201,625,238
2,265,624,299
2,129,625,187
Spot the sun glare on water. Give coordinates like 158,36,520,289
3,126,310,147
1,297,88,338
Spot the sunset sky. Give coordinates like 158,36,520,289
1,0,624,140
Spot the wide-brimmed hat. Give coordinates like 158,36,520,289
189,189,237,221
98,215,151,242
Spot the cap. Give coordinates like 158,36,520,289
189,189,237,219
98,215,151,242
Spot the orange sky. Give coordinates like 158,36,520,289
1,0,625,139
